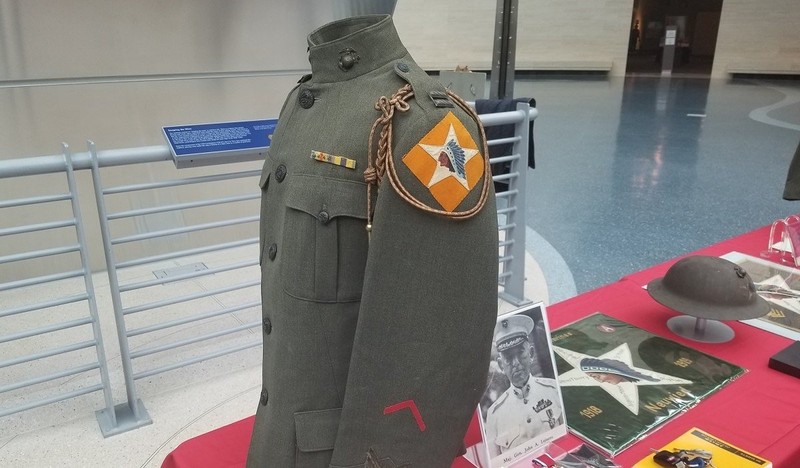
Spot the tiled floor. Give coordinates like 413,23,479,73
2,73,800,467
521,74,800,295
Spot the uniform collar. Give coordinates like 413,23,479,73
511,374,533,401
307,15,409,83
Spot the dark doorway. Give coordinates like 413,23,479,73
626,0,724,76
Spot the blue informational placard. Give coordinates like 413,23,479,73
162,119,278,168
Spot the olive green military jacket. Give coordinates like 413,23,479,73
247,15,498,467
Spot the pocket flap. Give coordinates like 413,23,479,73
495,425,521,449
258,157,272,189
285,174,367,220
294,407,342,452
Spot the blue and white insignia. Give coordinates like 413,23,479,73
418,124,476,190
440,139,467,181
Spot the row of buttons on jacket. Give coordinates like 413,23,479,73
265,162,286,266
260,159,281,408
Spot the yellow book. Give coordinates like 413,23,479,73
633,427,771,468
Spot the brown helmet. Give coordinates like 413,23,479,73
647,255,770,320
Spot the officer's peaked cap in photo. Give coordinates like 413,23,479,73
494,315,534,352
579,358,658,382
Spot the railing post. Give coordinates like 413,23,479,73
88,141,152,436
63,144,118,430
490,0,518,99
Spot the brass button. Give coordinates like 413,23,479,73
318,210,330,224
338,48,359,71
260,388,268,406
274,164,287,182
396,61,410,73
268,243,277,261
298,89,314,109
262,317,272,335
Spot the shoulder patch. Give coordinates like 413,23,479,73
401,111,485,212
366,83,489,221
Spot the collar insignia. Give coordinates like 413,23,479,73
512,383,531,401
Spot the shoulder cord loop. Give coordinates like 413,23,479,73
363,84,491,236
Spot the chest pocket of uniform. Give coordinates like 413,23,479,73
281,174,368,302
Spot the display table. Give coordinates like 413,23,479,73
546,279,800,466
162,225,800,467
548,223,799,466
161,410,483,468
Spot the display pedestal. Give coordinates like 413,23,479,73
666,316,735,343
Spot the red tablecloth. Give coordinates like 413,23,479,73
163,224,800,467
545,279,800,467
161,414,481,468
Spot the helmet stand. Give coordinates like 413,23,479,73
666,315,734,343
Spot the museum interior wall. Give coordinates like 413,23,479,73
713,0,800,77
0,0,329,277
3,1,800,86
394,0,800,78
0,0,332,81
1,0,799,278
393,0,632,75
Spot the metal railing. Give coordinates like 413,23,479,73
483,101,533,306
0,145,115,428
87,141,262,435
0,103,535,436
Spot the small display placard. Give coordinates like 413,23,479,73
163,119,277,168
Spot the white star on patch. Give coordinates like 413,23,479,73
554,343,691,415
419,124,479,189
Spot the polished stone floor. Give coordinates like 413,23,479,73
517,75,800,298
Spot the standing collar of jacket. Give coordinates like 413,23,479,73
307,14,409,83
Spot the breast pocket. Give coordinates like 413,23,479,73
281,174,368,303
495,425,521,451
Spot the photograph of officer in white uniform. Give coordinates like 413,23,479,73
484,314,565,457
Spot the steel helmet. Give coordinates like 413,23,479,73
647,255,770,320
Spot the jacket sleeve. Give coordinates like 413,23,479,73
330,87,499,467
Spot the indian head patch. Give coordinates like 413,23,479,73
402,112,485,212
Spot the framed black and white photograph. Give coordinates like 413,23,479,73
477,302,568,467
